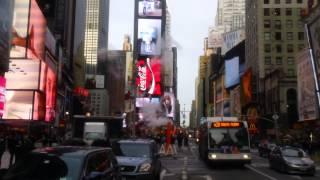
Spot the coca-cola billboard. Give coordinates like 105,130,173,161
136,58,161,96
0,76,6,117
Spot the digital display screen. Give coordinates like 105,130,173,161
211,121,241,128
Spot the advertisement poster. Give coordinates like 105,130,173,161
138,19,162,56
208,27,223,49
241,68,253,106
136,58,161,96
0,77,6,117
4,91,34,120
10,0,30,58
230,86,241,116
225,56,240,88
138,0,162,17
136,97,160,107
0,0,14,72
161,92,175,119
45,67,57,122
297,49,318,121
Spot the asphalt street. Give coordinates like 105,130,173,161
160,142,320,180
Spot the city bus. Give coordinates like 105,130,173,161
198,117,251,165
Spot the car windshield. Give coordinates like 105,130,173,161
282,148,306,157
113,143,151,158
59,157,82,180
208,127,249,152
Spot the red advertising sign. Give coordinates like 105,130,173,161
45,67,57,122
0,76,6,117
136,58,161,96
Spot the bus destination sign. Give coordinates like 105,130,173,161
211,121,241,128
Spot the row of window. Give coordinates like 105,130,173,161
264,0,303,4
264,8,303,16
264,44,305,53
264,32,304,41
264,19,303,29
264,56,295,65
265,68,296,77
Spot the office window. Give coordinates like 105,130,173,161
287,44,294,52
264,0,270,4
287,57,294,65
286,8,292,16
276,44,282,53
275,20,281,29
286,20,293,28
264,32,271,40
275,0,280,4
298,32,304,40
265,44,271,52
286,0,292,4
264,20,271,28
275,32,282,40
265,56,272,65
297,0,302,3
274,8,281,16
288,69,295,76
264,8,270,16
287,32,293,40
276,57,282,65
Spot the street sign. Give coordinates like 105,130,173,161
272,114,279,120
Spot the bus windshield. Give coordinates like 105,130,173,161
208,127,249,153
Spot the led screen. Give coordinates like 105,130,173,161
136,97,160,107
161,92,175,119
4,91,34,120
0,76,6,117
225,56,240,88
0,0,14,72
138,19,162,56
27,0,46,59
136,58,161,96
45,66,57,122
138,0,162,17
5,59,40,90
10,0,30,58
33,91,45,120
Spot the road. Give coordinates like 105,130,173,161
160,142,320,180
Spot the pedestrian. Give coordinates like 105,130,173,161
177,132,183,150
7,133,16,167
0,133,6,167
183,133,189,147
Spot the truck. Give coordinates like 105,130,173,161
83,122,107,145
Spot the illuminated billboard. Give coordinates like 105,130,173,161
5,59,40,90
138,19,162,56
4,91,34,120
0,0,14,72
45,66,57,122
138,0,162,17
136,58,161,96
161,92,175,119
225,56,240,88
0,76,6,117
136,97,160,107
10,0,30,58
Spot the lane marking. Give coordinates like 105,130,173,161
245,164,278,180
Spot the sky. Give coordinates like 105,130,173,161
108,0,217,126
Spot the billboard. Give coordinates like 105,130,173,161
208,27,223,48
85,74,105,89
241,68,253,106
230,86,241,116
222,28,245,54
0,0,14,72
136,58,161,96
138,0,162,17
297,49,318,121
45,66,57,122
138,19,162,56
136,97,160,107
0,77,6,117
5,59,41,90
4,91,34,120
161,92,175,119
10,0,30,58
225,56,240,88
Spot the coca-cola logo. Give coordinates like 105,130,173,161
138,65,147,91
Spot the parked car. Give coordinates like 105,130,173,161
269,146,315,176
258,142,276,158
1,146,122,180
112,139,162,180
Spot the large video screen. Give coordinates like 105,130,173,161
45,66,57,122
5,59,40,90
4,90,34,120
10,0,30,58
136,97,160,107
161,92,175,118
138,0,162,17
136,58,161,96
138,19,162,56
225,56,240,88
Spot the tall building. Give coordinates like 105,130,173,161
215,0,245,33
246,0,316,128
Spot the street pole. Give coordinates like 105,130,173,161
272,114,280,144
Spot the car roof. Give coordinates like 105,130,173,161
117,138,155,144
33,146,112,159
